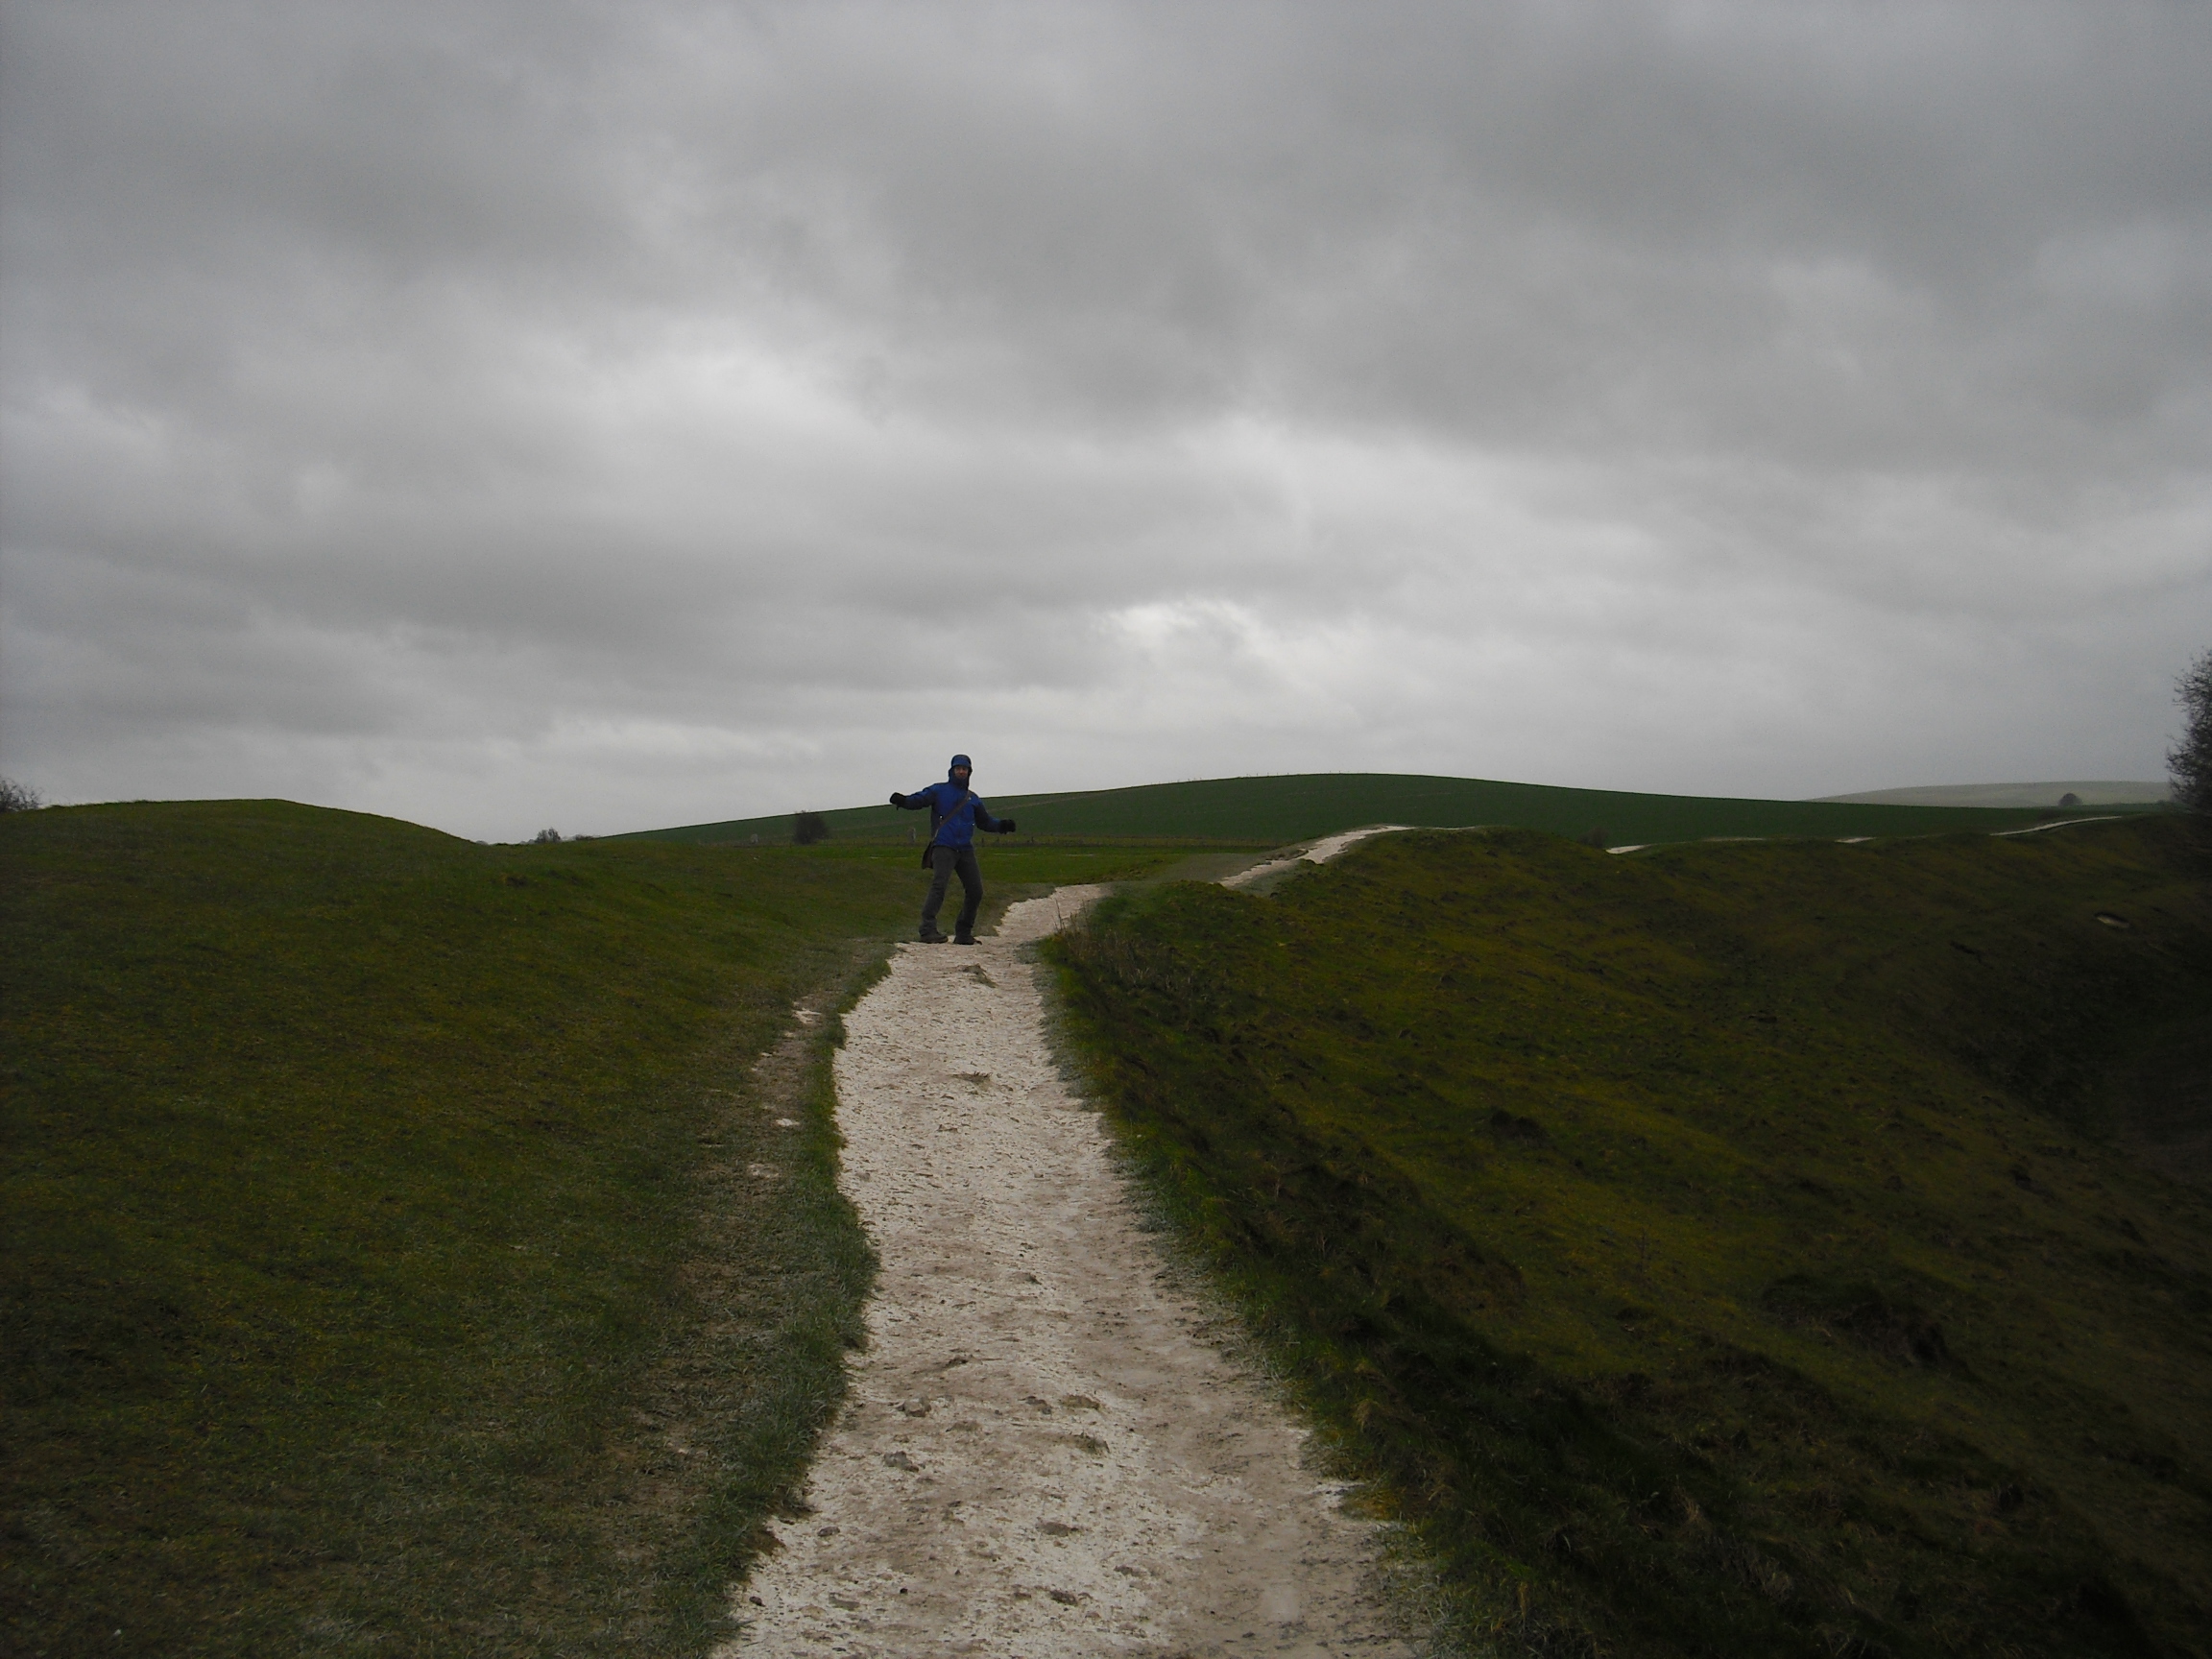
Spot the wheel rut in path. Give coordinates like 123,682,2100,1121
722,887,1412,1659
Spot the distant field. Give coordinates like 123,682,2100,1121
1049,817,2212,1658
1816,781,2172,809
614,770,2140,850
0,803,1199,1658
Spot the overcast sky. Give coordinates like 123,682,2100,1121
3,1,2206,839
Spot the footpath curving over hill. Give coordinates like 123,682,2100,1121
1047,816,2212,1658
726,888,1412,1656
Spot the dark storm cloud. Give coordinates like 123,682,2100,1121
3,0,2206,835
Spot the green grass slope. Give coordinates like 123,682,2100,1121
1047,818,2212,1658
0,802,1194,1657
619,770,2106,848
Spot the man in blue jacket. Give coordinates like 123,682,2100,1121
889,754,1018,944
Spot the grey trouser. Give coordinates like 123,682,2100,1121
922,843,983,936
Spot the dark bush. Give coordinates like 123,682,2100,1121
792,811,830,846
2171,649,2212,814
530,828,563,844
0,777,41,813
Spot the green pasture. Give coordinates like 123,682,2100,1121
0,802,1192,1657
1048,817,2212,1658
613,769,2157,850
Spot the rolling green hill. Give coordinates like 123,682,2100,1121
617,771,2133,849
1048,817,2212,1658
14,794,2201,1655
0,803,1198,1658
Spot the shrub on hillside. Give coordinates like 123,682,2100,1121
0,777,41,812
793,811,830,846
531,828,563,844
2172,648,2212,814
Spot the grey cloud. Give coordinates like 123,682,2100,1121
3,0,2206,836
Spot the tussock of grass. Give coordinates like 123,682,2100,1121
0,802,1202,1655
1047,819,2212,1658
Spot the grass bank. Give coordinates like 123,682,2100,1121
1047,818,2212,1658
0,801,1191,1657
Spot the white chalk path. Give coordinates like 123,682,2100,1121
721,878,1414,1658
1220,827,1417,889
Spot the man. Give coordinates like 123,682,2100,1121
889,754,1018,944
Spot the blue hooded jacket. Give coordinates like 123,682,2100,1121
892,755,1009,850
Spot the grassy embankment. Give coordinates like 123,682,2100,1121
0,801,1197,1658
1048,817,2212,1658
617,770,2148,849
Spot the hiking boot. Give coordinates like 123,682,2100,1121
952,932,976,946
918,926,950,945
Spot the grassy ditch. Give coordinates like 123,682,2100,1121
1046,818,2212,1658
0,801,1192,1657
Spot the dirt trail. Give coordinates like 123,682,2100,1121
721,879,1413,1658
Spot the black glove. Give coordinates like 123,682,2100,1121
889,792,906,807
998,818,1018,834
